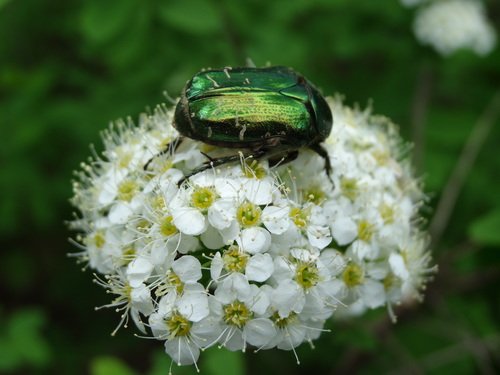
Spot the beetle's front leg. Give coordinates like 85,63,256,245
177,149,266,186
144,136,184,171
309,143,333,179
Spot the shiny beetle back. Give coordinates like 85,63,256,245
173,66,332,149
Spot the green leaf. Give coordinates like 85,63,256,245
0,337,21,370
469,209,500,245
80,0,137,43
0,309,51,370
0,0,12,11
8,309,51,367
91,356,136,375
157,0,221,35
203,347,244,375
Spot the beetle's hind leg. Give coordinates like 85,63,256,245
144,136,184,171
309,143,332,178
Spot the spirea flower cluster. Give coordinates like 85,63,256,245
411,0,496,56
70,97,433,367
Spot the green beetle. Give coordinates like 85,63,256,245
146,66,333,181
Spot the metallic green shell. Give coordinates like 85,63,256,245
173,66,332,148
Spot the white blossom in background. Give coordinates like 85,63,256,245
400,0,426,8
70,96,435,367
413,0,496,56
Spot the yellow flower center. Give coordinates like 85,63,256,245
236,202,261,227
156,271,184,296
121,247,136,266
223,245,249,273
357,220,374,242
372,150,389,166
112,282,132,305
383,273,396,290
117,180,138,202
340,177,358,200
302,186,325,205
272,311,297,329
342,263,365,288
118,152,133,169
379,203,395,224
93,231,105,249
136,219,152,233
295,262,319,289
160,215,177,237
152,196,167,211
223,301,252,328
166,313,191,337
191,187,216,210
242,159,266,179
290,207,309,228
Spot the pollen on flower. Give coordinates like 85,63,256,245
342,263,365,288
372,149,390,166
118,152,133,169
223,301,252,328
92,231,106,249
121,247,136,265
151,196,167,211
340,177,358,200
295,261,320,290
166,313,192,337
383,272,397,290
136,219,152,233
156,271,184,296
379,204,395,224
272,311,298,329
117,180,138,202
160,215,177,237
158,159,174,173
236,201,262,227
357,220,374,242
302,186,325,205
222,245,249,273
290,207,309,228
191,187,216,210
242,159,267,179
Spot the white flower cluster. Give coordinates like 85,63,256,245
412,0,496,56
70,97,433,367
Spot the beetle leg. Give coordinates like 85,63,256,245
309,143,333,179
143,137,184,171
268,150,299,168
178,150,266,186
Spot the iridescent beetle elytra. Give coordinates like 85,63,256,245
145,66,333,183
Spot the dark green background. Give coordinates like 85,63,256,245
1,0,500,374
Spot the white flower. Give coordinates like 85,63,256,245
149,284,212,366
94,272,154,335
213,273,276,351
71,95,434,367
210,244,274,283
414,0,497,56
272,248,343,321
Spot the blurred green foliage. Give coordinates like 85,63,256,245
1,0,499,374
